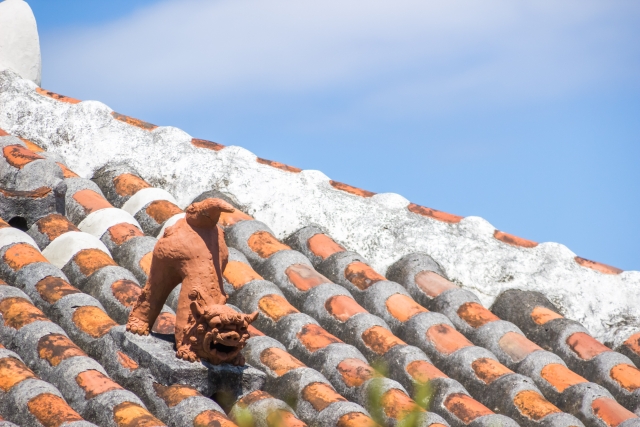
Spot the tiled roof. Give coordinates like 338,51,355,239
0,69,638,427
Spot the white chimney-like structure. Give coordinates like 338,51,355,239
0,0,41,86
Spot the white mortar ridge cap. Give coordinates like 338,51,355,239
42,231,110,269
1,69,639,347
0,0,41,86
121,187,178,216
78,207,141,239
0,227,39,252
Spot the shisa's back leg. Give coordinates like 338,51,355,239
126,253,182,335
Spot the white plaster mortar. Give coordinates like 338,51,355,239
1,70,638,347
42,231,110,268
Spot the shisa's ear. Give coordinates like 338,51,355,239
189,291,206,318
190,300,205,318
246,311,259,324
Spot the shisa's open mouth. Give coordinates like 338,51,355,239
210,341,238,354
203,332,241,361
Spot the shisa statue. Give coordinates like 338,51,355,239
126,198,258,365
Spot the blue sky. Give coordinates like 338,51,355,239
27,0,639,270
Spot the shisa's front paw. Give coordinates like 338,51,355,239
126,316,150,336
176,345,199,362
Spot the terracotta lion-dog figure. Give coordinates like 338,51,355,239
126,198,258,365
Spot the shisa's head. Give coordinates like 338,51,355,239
185,198,235,228
186,291,258,365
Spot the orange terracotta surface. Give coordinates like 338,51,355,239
0,297,50,329
307,233,345,260
117,351,139,371
146,200,183,224
72,306,118,338
193,410,237,427
152,382,200,407
302,382,347,411
344,262,385,290
444,393,494,423
566,332,611,360
191,138,225,151
414,271,458,297
471,358,513,384
407,203,463,224
36,214,80,241
35,276,80,304
2,144,44,169
361,326,406,355
0,128,8,136
72,189,112,214
498,332,542,363
325,295,367,322
219,210,253,227
128,199,257,365
260,348,306,376
337,412,379,427
108,223,145,245
531,306,563,325
73,249,118,277
591,397,637,427
329,181,376,197
513,390,560,420
37,333,87,366
139,251,153,276
610,364,640,391
575,257,623,275
56,163,79,178
76,369,123,399
286,264,331,291
112,401,166,427
111,279,142,308
248,231,291,258
27,393,84,427
258,294,299,321
426,324,474,355
20,137,45,153
151,312,176,335
266,410,307,427
235,390,272,407
380,389,424,419
337,358,378,387
0,357,37,391
113,173,151,197
406,360,448,384
257,157,302,173
3,243,48,271
36,87,81,104
385,293,428,322
623,332,640,357
111,112,158,131
540,364,586,392
297,323,343,353
457,302,499,328
0,218,9,228
0,186,51,199
493,231,538,248
223,260,263,289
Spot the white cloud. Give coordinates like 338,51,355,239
41,0,640,114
